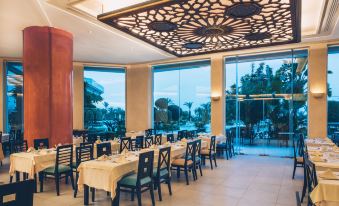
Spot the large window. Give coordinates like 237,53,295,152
153,61,211,133
328,46,339,137
84,67,126,135
6,62,24,133
225,50,308,157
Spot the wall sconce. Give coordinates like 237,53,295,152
311,91,325,98
211,94,221,101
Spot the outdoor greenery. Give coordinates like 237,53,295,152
153,98,211,132
226,61,308,136
84,81,125,134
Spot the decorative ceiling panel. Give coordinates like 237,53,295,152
98,0,301,57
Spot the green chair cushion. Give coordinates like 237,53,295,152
153,168,169,177
43,165,72,174
119,173,152,187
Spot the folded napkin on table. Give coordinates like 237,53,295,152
312,156,324,162
27,147,35,152
181,138,187,142
319,169,338,180
121,149,129,155
54,143,62,149
164,141,171,147
98,155,110,161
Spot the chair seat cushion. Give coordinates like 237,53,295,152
153,168,169,177
43,165,72,174
119,173,152,186
296,157,304,163
172,158,193,166
201,149,215,155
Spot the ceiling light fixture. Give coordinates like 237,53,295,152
98,0,301,57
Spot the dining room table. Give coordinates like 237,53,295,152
77,140,207,205
306,138,339,205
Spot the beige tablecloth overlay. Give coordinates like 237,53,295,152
9,151,56,179
310,179,339,206
0,143,4,161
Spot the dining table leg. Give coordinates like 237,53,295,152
84,184,89,205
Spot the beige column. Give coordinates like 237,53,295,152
73,63,84,130
126,63,152,132
0,59,5,132
308,45,328,138
211,55,225,136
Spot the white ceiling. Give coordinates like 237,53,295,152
0,0,339,64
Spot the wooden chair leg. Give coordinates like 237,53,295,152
184,168,189,185
55,175,60,196
112,185,120,206
292,162,296,179
209,156,213,170
9,175,13,183
15,171,20,182
176,167,180,178
91,188,95,202
157,182,162,201
74,173,79,198
167,179,172,195
136,188,142,206
199,164,203,176
131,189,135,201
213,155,217,167
150,184,155,206
39,173,44,192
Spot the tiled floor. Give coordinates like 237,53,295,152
0,155,304,206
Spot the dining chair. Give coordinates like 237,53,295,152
292,134,304,179
73,145,93,198
153,146,172,201
194,139,203,178
166,134,175,143
80,142,94,148
120,137,131,153
116,150,155,206
0,180,35,206
171,141,196,185
177,131,183,141
97,142,112,157
33,138,49,150
145,136,153,148
13,140,28,153
154,134,162,145
201,136,217,169
304,153,317,206
134,136,144,150
39,144,74,196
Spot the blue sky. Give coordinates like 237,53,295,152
84,70,125,109
83,52,339,111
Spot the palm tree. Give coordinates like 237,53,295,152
184,102,193,121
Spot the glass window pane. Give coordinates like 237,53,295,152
153,61,211,133
328,46,339,136
6,62,24,134
84,67,126,136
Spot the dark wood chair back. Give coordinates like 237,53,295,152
155,147,171,179
13,140,28,153
304,153,318,192
195,139,202,157
154,134,162,145
75,145,93,168
136,150,154,186
120,137,131,153
0,180,35,206
210,136,216,152
134,136,144,150
144,136,153,148
97,142,111,157
33,138,49,150
185,141,196,165
166,134,175,143
55,145,73,174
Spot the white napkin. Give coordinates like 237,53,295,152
150,144,157,149
27,147,35,153
97,155,110,161
181,138,187,142
164,141,171,147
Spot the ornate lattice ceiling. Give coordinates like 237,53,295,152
98,0,301,57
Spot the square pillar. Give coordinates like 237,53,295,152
308,45,328,138
73,63,84,130
126,64,152,131
211,55,225,136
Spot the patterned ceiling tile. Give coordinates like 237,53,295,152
98,0,301,57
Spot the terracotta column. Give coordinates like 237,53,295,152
23,26,73,147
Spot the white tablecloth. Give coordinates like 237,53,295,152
9,149,56,179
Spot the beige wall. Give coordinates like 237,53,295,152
126,63,152,131
0,59,4,132
211,55,225,135
308,45,328,138
73,63,84,129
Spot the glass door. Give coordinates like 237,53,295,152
225,50,308,157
